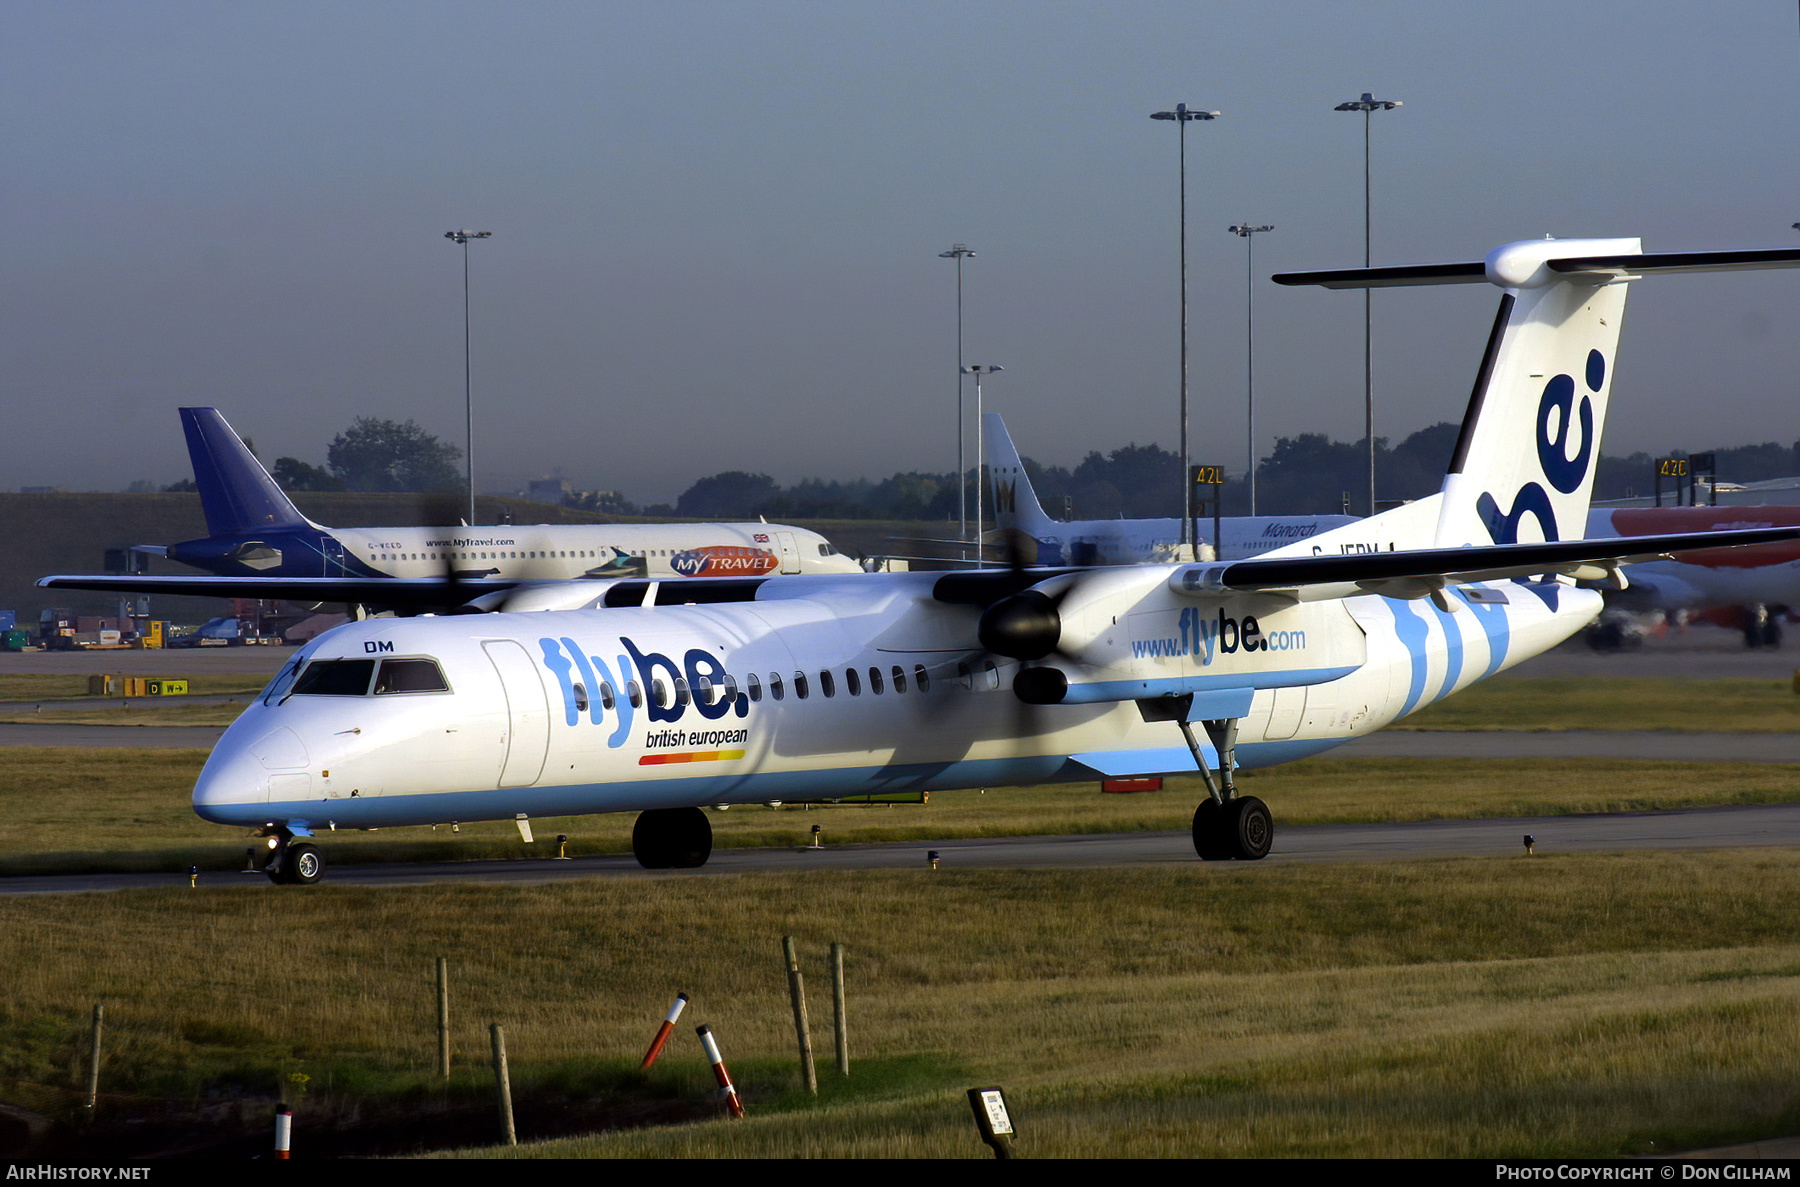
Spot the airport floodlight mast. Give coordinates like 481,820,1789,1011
962,365,1003,566
940,244,976,556
445,229,492,527
1150,103,1220,553
1229,224,1274,515
1334,92,1401,517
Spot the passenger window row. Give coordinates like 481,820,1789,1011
278,655,1002,709
375,550,600,562
565,659,1009,711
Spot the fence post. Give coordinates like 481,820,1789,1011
84,1004,103,1120
436,957,450,1078
781,936,817,1094
490,1024,517,1146
830,942,849,1076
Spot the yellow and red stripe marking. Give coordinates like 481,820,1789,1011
638,749,746,766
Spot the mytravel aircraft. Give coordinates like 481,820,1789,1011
46,238,1800,884
117,407,861,599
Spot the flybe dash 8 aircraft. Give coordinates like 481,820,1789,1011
983,411,1360,563
140,408,859,595
43,237,1800,885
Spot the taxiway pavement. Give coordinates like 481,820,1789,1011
5,802,1795,896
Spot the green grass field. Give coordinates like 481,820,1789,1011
0,674,269,702
1402,675,1800,731
3,854,1797,1157
2,747,1796,876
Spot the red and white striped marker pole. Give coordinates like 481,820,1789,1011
696,1024,744,1118
640,991,690,1069
274,1104,292,1158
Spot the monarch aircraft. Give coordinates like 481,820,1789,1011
127,408,859,598
42,237,1800,885
983,411,1360,563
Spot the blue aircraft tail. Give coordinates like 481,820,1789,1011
179,408,312,538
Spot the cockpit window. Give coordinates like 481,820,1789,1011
374,658,450,694
290,658,377,697
262,654,308,705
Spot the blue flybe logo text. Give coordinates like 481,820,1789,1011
537,636,748,749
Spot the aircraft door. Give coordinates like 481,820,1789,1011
776,532,802,574
1262,686,1305,740
483,640,550,787
323,537,347,577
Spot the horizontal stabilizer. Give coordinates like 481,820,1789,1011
1276,246,1800,291
1272,261,1486,289
1172,526,1800,599
1550,247,1800,279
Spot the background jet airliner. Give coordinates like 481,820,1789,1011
1582,505,1800,648
46,238,1800,885
987,407,1800,650
983,411,1360,563
112,408,859,605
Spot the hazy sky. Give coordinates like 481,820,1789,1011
6,1,1799,504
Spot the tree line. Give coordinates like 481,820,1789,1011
660,428,1800,521
166,416,1800,520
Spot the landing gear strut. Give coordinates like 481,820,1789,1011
1144,698,1273,862
632,807,713,869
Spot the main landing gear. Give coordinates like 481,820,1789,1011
1144,699,1273,862
632,807,713,869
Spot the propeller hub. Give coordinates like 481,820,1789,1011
977,590,1062,660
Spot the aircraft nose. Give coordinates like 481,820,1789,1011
192,735,274,823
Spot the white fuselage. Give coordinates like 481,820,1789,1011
194,568,1598,831
337,522,861,580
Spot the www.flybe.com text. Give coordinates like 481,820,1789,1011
1133,607,1307,665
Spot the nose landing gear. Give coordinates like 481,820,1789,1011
259,827,325,885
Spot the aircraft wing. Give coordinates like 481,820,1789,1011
36,574,526,608
1170,526,1800,600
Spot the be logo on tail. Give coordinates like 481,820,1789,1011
1477,349,1603,546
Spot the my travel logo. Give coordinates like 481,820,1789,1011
670,546,778,577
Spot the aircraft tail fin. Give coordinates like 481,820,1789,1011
179,408,312,537
983,412,1056,535
1276,239,1800,550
